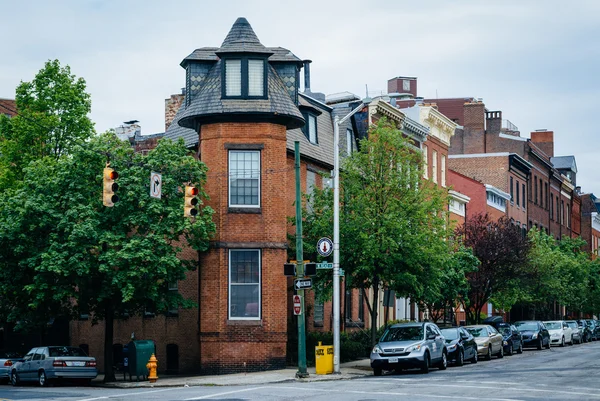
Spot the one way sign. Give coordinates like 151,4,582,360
294,278,312,290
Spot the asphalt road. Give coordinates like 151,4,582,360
2,340,600,401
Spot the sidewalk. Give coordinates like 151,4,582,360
94,359,372,388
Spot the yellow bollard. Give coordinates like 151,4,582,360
146,353,158,383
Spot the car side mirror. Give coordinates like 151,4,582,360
427,333,437,340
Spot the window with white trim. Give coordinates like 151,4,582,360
306,170,316,213
346,128,353,155
423,145,428,179
229,150,260,207
229,249,261,319
223,58,266,99
441,155,446,187
432,150,438,184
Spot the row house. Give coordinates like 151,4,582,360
581,194,600,259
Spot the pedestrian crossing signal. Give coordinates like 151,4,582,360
103,168,119,207
184,186,199,217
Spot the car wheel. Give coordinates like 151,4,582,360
471,350,478,364
456,349,464,366
517,342,523,354
497,345,504,358
537,338,543,350
438,351,447,370
507,342,513,356
38,370,47,387
421,352,430,374
10,371,19,386
485,345,492,361
560,337,565,347
373,368,382,377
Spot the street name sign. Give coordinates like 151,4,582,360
317,262,333,269
294,278,313,290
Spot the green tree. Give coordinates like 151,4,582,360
0,59,94,191
299,118,450,345
0,134,214,382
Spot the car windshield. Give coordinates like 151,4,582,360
48,347,88,357
466,327,488,338
498,327,511,336
380,326,424,342
545,322,562,330
567,322,577,329
515,322,538,331
440,329,458,340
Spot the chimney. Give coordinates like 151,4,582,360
485,110,502,135
387,76,417,98
303,60,312,93
463,100,485,130
165,90,185,131
530,129,554,157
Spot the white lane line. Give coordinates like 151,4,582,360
184,386,266,400
273,385,524,401
399,382,600,398
77,387,178,401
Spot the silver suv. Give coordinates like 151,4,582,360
370,322,447,375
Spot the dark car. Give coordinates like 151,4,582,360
497,323,523,355
577,320,592,342
514,321,550,350
440,327,478,366
586,320,600,341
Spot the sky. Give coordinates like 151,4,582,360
1,1,599,191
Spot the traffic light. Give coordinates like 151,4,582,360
284,263,296,276
184,185,199,217
103,167,119,207
304,262,317,276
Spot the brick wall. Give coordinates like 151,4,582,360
530,130,554,158
165,94,184,131
447,169,486,219
448,155,508,192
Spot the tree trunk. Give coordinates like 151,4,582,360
370,276,380,347
103,302,116,383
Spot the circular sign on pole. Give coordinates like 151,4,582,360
293,294,302,315
317,237,333,257
150,172,162,199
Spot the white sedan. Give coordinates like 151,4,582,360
544,321,573,346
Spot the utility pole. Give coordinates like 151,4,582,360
294,141,309,378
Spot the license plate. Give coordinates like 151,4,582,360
73,361,85,367
388,357,399,363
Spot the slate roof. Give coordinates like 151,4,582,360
163,101,198,147
181,46,301,67
216,17,273,55
551,155,577,173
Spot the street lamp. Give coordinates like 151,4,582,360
332,97,371,373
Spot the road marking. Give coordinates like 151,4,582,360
184,386,266,400
77,388,177,401
393,382,600,398
272,385,524,401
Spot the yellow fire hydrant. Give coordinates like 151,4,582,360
146,353,158,383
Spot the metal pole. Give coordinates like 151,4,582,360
333,116,341,374
294,141,309,378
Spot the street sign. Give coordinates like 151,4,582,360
294,278,312,290
293,294,302,315
316,262,333,269
317,237,333,257
150,172,162,199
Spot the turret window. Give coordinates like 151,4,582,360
222,58,267,99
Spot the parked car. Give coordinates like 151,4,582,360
586,319,600,341
577,320,592,342
11,346,97,386
465,325,504,360
496,323,523,355
370,322,448,375
439,327,478,366
566,320,583,344
0,351,23,383
514,321,550,350
544,320,573,346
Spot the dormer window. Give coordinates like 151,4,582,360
301,112,318,144
222,57,267,99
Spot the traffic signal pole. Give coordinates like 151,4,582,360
294,141,309,378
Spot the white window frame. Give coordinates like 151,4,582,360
441,155,446,187
423,145,428,179
403,79,411,91
346,128,353,155
228,150,261,208
228,249,261,320
307,114,317,144
432,150,438,184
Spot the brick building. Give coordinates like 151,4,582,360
0,98,17,117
